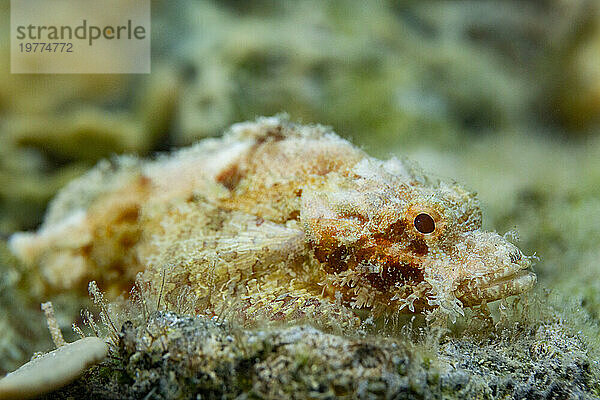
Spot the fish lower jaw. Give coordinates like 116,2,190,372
455,269,537,307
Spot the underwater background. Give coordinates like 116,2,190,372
1,0,600,398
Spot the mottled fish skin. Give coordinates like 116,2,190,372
9,117,536,322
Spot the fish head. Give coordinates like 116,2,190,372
405,182,536,311
301,157,536,314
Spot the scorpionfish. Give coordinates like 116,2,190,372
10,117,536,324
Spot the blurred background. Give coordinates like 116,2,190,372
1,0,600,374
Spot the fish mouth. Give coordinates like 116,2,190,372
455,268,537,307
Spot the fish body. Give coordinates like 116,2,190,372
10,117,536,322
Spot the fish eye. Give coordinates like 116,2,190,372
414,213,435,234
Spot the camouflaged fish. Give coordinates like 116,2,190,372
10,117,536,323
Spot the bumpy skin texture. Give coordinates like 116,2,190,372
9,117,535,322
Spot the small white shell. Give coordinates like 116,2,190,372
0,337,108,400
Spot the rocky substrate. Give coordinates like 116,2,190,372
45,311,598,399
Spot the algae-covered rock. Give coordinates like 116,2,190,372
45,311,598,399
